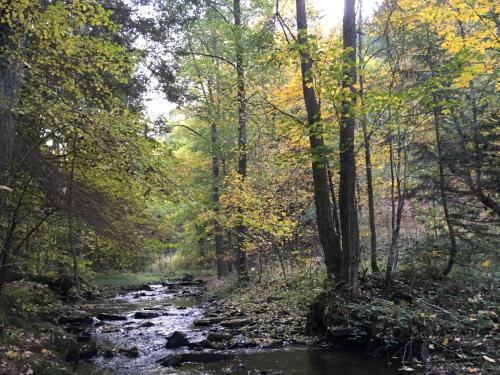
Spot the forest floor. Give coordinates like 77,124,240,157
203,271,498,374
0,270,497,374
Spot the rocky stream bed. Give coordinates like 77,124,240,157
55,280,398,374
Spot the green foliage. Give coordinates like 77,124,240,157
0,281,59,322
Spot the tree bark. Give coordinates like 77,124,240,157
211,122,226,278
339,0,361,292
234,0,248,280
432,101,458,276
326,162,341,239
385,131,405,288
295,0,341,276
358,0,379,273
0,19,18,177
67,136,81,296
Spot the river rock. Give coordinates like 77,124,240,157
119,346,139,358
207,332,232,342
79,343,98,360
139,321,156,328
97,313,127,321
59,316,93,325
221,319,251,328
193,317,223,326
165,331,190,349
76,332,92,342
101,324,120,333
134,311,160,319
158,352,235,367
101,349,115,358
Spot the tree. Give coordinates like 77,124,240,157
295,0,341,277
339,0,361,291
358,0,380,274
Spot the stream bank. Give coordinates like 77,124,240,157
66,277,397,374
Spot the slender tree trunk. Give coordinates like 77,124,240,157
67,137,81,296
211,123,226,278
385,130,405,287
339,0,361,292
432,100,457,276
0,20,18,177
467,81,500,217
357,1,379,273
295,0,341,276
0,177,30,291
234,0,248,281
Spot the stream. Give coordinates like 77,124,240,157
72,282,399,375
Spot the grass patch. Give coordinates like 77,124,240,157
93,269,210,288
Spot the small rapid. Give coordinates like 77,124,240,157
74,282,398,375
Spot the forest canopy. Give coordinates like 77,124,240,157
0,0,498,292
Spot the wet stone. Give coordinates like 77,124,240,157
193,317,223,326
59,316,93,325
119,346,139,358
165,331,190,349
134,311,160,319
207,332,232,342
101,324,120,333
97,313,127,321
158,352,236,367
79,343,98,360
76,332,92,342
101,349,115,358
221,319,251,328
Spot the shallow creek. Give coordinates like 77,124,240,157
74,282,398,375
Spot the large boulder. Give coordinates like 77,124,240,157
165,331,190,349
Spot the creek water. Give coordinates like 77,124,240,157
75,283,399,375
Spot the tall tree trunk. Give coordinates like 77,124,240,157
67,137,81,296
211,122,226,278
385,130,405,287
467,81,500,217
432,100,458,276
295,0,341,276
0,177,30,291
234,0,248,280
358,0,379,273
0,20,18,177
339,0,361,292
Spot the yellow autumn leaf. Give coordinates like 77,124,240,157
481,260,490,268
5,350,17,359
442,337,449,346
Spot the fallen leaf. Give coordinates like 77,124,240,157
399,366,415,372
4,351,17,359
483,355,496,363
